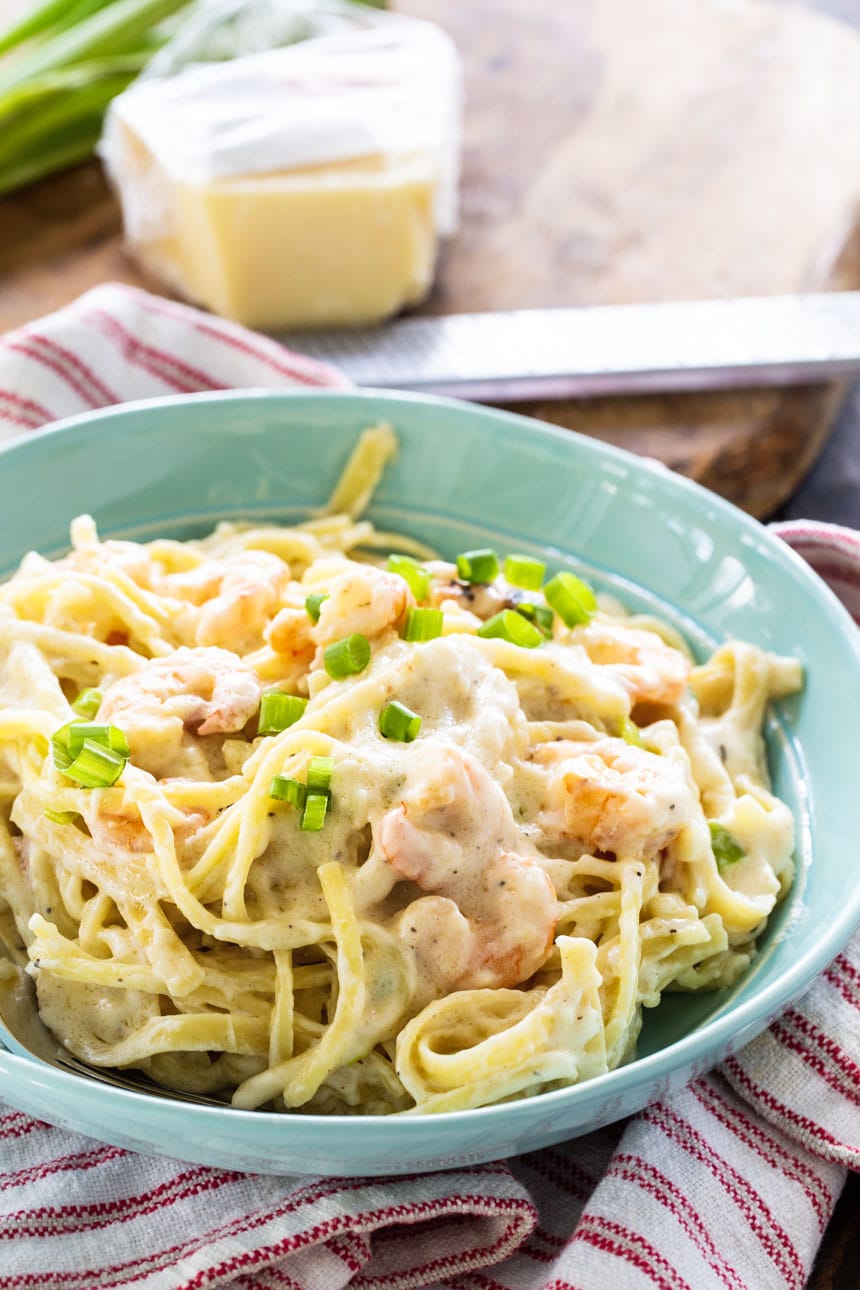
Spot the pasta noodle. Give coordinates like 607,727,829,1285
0,424,803,1114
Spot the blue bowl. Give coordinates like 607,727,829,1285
1,388,858,1176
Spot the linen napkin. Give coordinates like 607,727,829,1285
0,283,857,1290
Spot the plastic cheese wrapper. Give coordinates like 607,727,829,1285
100,0,462,330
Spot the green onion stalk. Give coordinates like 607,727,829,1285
0,0,118,59
0,0,191,193
0,54,149,194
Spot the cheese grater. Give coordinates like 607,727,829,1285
282,291,860,401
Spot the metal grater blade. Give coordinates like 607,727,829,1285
281,291,860,401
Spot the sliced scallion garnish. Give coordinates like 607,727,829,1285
305,593,329,624
379,701,421,742
52,720,128,774
67,722,129,760
306,756,334,796
323,633,371,679
513,602,554,638
258,692,307,735
43,808,80,825
71,687,102,719
387,554,430,602
269,775,306,808
301,791,329,832
455,548,499,584
477,608,544,648
533,604,555,635
709,822,745,872
62,739,127,788
403,607,443,642
544,571,597,627
619,715,645,748
51,722,77,773
503,554,546,590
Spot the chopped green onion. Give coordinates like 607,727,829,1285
619,716,645,747
456,548,499,584
71,687,102,719
51,720,128,772
272,756,334,823
533,604,555,635
513,602,554,637
51,723,77,772
403,607,443,642
477,609,544,648
269,775,306,808
618,715,659,755
62,739,126,788
305,593,328,624
387,554,430,602
544,571,597,627
379,701,421,742
306,756,334,796
67,722,129,759
43,808,80,825
301,792,329,832
709,822,745,872
258,692,307,735
503,554,546,590
324,633,371,679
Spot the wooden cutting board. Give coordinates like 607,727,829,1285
1,0,860,516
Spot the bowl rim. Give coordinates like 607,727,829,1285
1,385,859,1136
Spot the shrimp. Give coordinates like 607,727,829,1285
164,551,291,655
265,607,316,670
84,803,209,855
378,746,557,992
60,522,159,587
314,566,412,650
578,622,691,708
98,646,262,778
534,736,692,859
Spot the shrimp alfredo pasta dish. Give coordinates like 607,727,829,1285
0,425,802,1115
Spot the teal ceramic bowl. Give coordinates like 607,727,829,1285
1,389,858,1176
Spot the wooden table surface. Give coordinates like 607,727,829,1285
0,0,857,1281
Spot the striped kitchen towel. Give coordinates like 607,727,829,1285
0,282,347,434
0,283,857,1290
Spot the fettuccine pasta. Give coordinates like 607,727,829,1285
0,424,802,1114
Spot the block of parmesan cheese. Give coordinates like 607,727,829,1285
101,14,461,330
